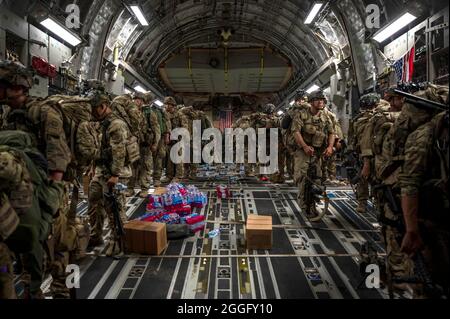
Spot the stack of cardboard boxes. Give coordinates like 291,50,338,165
246,215,273,250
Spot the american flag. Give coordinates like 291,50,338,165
393,45,415,82
219,110,233,132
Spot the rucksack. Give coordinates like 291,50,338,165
111,95,142,139
0,131,63,253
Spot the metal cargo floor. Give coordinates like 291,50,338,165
25,180,397,299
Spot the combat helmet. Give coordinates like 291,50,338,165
309,89,327,101
263,103,276,114
295,89,309,102
164,96,177,106
0,60,34,89
359,93,381,109
134,91,155,104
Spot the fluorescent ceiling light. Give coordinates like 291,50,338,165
134,85,147,93
277,110,284,116
306,84,320,94
305,3,323,25
155,100,164,107
40,18,82,46
372,12,417,43
290,100,295,106
130,5,149,26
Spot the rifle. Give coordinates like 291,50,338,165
104,188,125,258
304,155,330,222
374,184,445,298
394,89,448,112
343,150,362,188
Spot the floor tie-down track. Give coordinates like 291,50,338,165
42,181,393,299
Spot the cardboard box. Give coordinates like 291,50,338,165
124,221,167,255
152,187,167,196
246,215,273,250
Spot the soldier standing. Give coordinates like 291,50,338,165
151,99,171,187
399,109,449,298
347,93,380,214
291,90,335,218
283,90,311,180
165,97,188,183
0,60,68,299
322,106,343,184
129,92,160,197
88,92,139,257
233,114,256,177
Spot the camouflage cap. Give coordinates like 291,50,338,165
164,96,177,106
134,92,155,104
309,89,326,101
359,93,381,108
0,60,34,89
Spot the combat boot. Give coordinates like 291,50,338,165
123,188,135,197
138,189,148,198
356,201,367,214
160,176,170,183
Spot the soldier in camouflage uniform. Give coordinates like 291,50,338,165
88,92,138,257
128,92,160,197
152,99,171,187
322,106,343,183
0,60,69,299
180,106,198,180
290,90,335,218
0,144,23,299
283,90,311,180
165,97,188,183
399,109,449,298
347,93,381,214
378,84,448,296
233,114,256,177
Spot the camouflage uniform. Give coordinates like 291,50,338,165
322,107,343,182
347,97,378,213
180,106,198,179
112,95,143,196
151,105,171,187
1,61,71,298
283,100,311,179
166,100,189,181
0,150,22,299
291,104,334,215
399,110,449,297
233,115,256,176
378,85,449,295
128,93,160,196
89,110,135,256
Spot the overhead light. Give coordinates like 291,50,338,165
277,110,284,116
306,84,320,94
290,100,295,106
40,17,82,46
130,5,149,26
155,100,164,107
372,12,417,43
305,3,323,25
134,85,147,93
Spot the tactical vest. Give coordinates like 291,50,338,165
298,110,330,150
